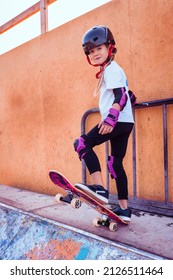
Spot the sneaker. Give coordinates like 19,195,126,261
111,205,131,222
75,183,109,204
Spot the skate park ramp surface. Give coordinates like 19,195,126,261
0,185,172,260
0,204,164,260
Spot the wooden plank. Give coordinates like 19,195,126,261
0,0,56,34
40,0,48,34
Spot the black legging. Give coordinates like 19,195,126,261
81,122,134,200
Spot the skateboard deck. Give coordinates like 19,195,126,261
49,170,128,231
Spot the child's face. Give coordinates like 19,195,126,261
88,44,109,65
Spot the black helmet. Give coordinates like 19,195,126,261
82,25,115,55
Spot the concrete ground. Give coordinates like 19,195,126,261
0,185,172,259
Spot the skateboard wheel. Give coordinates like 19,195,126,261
109,221,118,232
71,198,82,209
55,193,64,203
55,193,63,203
93,217,102,227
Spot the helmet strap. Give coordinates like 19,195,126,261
95,62,107,79
86,55,100,67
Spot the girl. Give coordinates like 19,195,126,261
74,26,135,222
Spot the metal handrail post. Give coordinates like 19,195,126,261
163,104,169,204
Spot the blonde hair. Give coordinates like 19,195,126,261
93,54,115,97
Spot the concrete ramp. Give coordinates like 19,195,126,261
0,203,165,260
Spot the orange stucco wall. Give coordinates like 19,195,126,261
0,0,173,203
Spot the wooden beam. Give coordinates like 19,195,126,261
40,0,48,34
0,0,56,34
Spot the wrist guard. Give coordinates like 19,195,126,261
102,108,119,128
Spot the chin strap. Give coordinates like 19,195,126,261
95,62,108,79
86,44,115,79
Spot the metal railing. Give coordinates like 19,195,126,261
80,98,173,216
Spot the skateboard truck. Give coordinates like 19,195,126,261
55,192,82,209
93,214,118,231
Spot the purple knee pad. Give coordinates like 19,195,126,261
107,156,117,179
74,136,87,160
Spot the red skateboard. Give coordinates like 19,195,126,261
49,170,129,231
